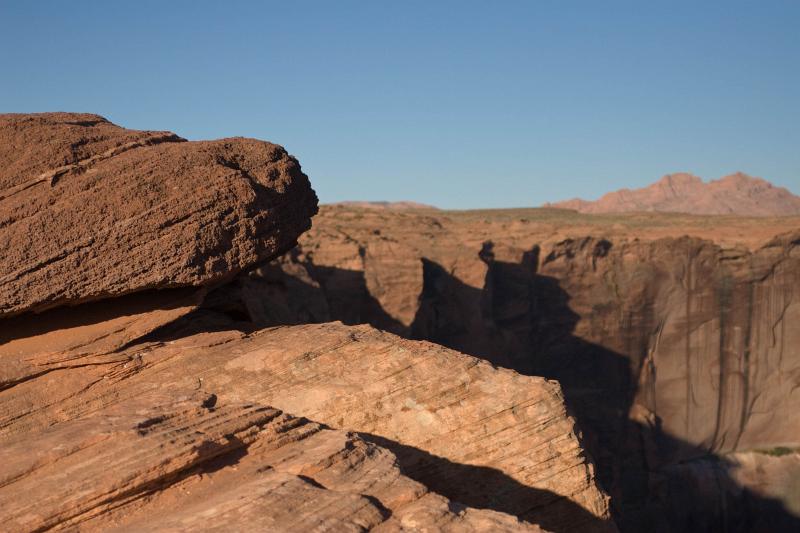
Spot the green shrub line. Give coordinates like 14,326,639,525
754,446,798,457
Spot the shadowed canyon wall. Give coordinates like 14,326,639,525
232,206,800,532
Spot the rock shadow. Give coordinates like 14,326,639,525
405,242,800,532
359,432,613,533
302,264,408,335
218,251,408,334
196,248,800,531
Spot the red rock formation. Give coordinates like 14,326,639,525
0,312,613,531
0,115,614,532
546,172,800,216
1,391,546,532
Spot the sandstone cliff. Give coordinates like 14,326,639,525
244,205,800,531
1,386,546,532
0,114,613,532
0,308,610,531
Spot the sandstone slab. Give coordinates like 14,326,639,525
0,315,614,532
0,391,543,532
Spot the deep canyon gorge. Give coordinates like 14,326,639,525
232,205,800,532
1,113,799,532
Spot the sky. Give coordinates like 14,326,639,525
1,1,799,209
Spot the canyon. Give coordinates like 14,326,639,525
1,112,798,532
239,205,800,531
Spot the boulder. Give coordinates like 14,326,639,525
0,112,318,317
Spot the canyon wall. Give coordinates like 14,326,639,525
244,205,800,531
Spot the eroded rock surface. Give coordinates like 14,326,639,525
1,391,544,532
0,112,318,317
0,114,617,532
0,313,613,532
242,205,800,531
0,122,615,531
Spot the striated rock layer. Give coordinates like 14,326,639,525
1,391,545,532
242,205,800,531
0,310,613,532
0,117,613,532
0,112,318,317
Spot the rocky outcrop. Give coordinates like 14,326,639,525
244,205,800,531
546,172,800,216
0,112,318,317
0,306,613,532
0,116,613,532
1,391,544,532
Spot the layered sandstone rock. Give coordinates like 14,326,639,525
0,116,613,532
0,112,318,317
546,172,800,216
245,205,800,531
1,391,544,532
0,311,613,532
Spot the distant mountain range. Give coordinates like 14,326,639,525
327,201,438,210
545,173,800,216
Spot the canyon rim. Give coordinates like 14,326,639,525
2,112,799,532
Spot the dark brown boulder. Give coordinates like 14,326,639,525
0,113,318,317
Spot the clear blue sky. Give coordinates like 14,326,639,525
2,1,798,208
